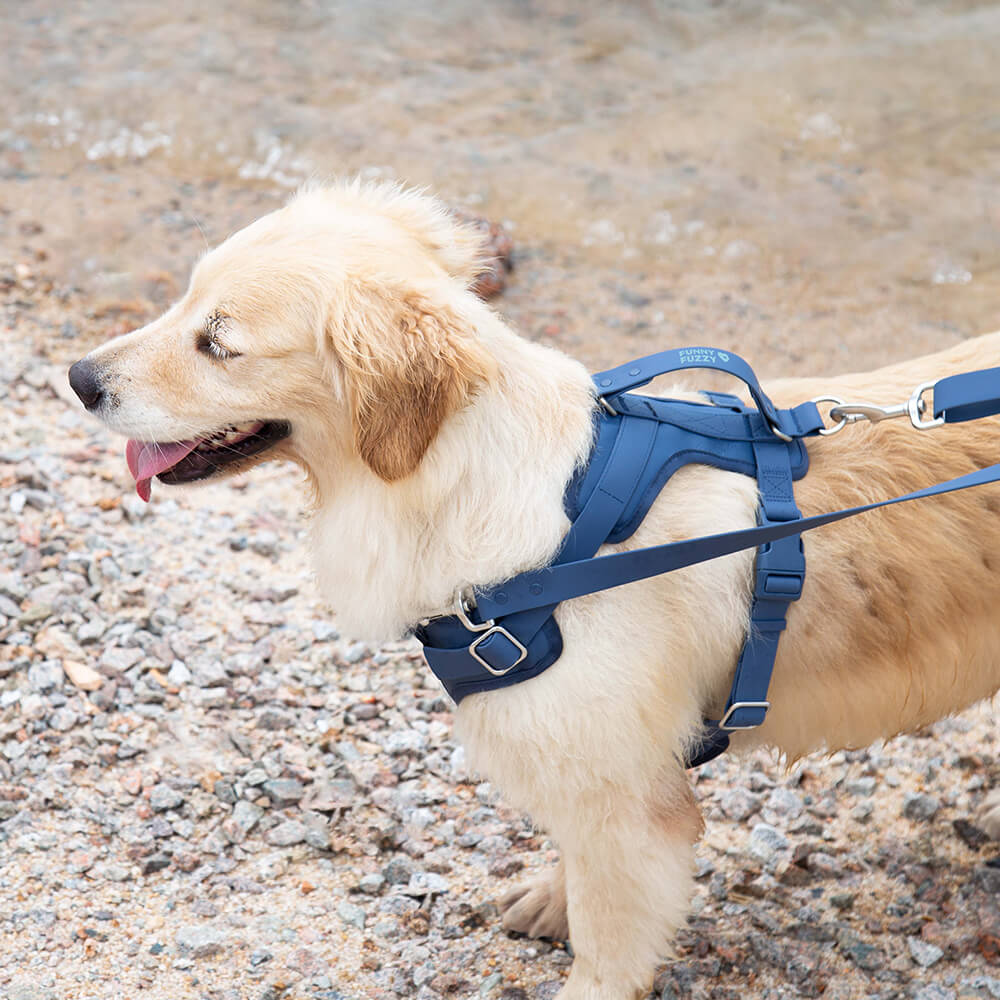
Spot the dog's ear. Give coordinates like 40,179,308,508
372,187,487,288
330,286,496,482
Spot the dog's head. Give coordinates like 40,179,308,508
69,182,498,499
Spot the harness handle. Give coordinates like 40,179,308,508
593,347,793,440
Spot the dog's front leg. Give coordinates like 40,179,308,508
540,768,702,1000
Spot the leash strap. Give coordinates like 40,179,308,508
934,366,1000,422
472,460,1000,622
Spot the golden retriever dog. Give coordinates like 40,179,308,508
68,181,1000,1000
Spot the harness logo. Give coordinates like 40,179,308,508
678,348,731,367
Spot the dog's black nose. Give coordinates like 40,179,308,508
68,358,105,410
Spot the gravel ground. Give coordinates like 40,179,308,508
3,245,1000,1000
4,4,1000,998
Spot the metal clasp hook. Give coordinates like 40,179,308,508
812,380,945,436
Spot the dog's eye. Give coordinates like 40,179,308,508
197,334,238,361
197,313,240,361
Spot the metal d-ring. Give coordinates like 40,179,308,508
810,395,849,436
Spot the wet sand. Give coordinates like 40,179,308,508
3,1,999,374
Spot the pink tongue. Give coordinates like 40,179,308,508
125,439,200,502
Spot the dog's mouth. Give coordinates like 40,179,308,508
125,419,291,502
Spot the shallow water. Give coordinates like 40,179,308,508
3,0,999,373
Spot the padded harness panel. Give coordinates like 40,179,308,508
417,392,812,715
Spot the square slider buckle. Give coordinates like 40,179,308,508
469,625,528,677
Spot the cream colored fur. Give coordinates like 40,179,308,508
75,181,1000,1000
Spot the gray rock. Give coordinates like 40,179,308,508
76,617,108,644
908,935,944,968
851,802,874,824
266,820,307,846
302,778,355,812
294,807,329,845
48,707,78,732
148,607,178,634
975,867,1000,894
120,552,147,575
256,707,294,730
343,641,368,664
261,778,305,808
0,573,28,602
222,800,263,843
836,929,883,971
311,621,339,642
100,863,133,883
337,901,367,930
358,873,386,894
913,988,955,1000
383,858,415,885
807,851,842,877
846,777,877,797
965,977,1000,1000
249,531,280,557
765,787,803,819
385,729,427,755
214,780,237,804
746,823,788,863
719,787,762,822
28,660,64,693
374,917,402,940
100,647,143,673
6,982,56,1000
903,793,940,822
167,661,192,685
149,784,185,813
404,871,449,896
175,924,227,959
192,660,227,687
121,495,151,521
142,852,172,875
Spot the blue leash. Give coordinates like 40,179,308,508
471,461,1000,620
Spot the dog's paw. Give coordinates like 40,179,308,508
977,789,1000,841
500,865,569,941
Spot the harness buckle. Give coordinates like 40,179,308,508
755,568,805,600
718,701,771,731
469,626,528,676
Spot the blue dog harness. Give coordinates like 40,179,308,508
416,347,1000,767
